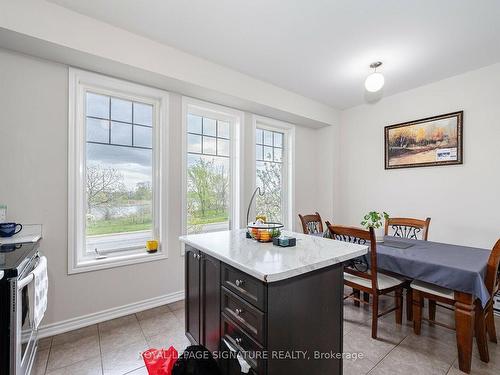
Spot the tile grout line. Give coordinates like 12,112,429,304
122,313,149,375
42,338,53,375
97,324,104,375
128,314,147,375
365,330,410,374
444,359,456,374
135,312,150,345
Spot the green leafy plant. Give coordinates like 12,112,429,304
361,211,389,229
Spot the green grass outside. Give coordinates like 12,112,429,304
188,210,228,225
87,217,152,236
87,210,228,236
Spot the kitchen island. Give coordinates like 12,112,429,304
179,229,367,375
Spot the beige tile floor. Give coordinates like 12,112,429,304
32,297,500,375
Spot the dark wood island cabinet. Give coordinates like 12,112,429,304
181,230,367,375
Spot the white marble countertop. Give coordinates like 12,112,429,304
179,229,368,283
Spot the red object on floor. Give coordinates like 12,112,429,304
142,346,178,375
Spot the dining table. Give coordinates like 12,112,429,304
325,233,493,374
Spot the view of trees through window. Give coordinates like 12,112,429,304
85,92,154,252
255,128,284,223
187,114,231,234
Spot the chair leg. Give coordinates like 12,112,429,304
474,303,489,363
429,300,436,324
395,288,403,325
485,303,498,344
353,288,360,307
406,288,413,321
363,292,370,303
372,293,379,339
413,290,423,335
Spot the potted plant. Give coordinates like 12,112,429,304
361,211,389,242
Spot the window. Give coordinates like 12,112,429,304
254,117,294,228
182,98,242,238
69,69,168,273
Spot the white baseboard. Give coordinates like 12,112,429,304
38,290,185,339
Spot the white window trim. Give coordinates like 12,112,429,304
68,68,169,274
251,115,295,230
181,97,244,255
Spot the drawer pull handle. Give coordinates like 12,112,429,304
235,279,245,287
222,338,251,374
235,337,242,345
235,308,243,315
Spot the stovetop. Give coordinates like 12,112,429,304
0,241,40,278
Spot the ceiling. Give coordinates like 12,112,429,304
48,0,500,109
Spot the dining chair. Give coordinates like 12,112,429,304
383,216,431,321
298,212,324,234
411,239,500,364
326,223,406,339
384,217,431,240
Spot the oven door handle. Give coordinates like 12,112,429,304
17,272,34,290
17,254,41,290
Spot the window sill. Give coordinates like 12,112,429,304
68,248,167,274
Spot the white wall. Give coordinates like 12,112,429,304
338,63,500,248
0,48,332,328
294,125,338,228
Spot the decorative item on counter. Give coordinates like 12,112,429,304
146,240,159,253
361,211,389,242
245,187,284,242
0,205,6,223
245,187,266,238
273,235,296,247
247,222,283,243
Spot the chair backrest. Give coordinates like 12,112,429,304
484,239,500,297
298,212,324,234
385,217,431,240
325,222,378,290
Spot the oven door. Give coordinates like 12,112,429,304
11,256,39,375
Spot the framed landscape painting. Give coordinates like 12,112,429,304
385,111,463,169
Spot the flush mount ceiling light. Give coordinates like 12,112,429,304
364,61,385,92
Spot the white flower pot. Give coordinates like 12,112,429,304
375,227,385,243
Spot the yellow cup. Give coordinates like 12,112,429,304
146,240,159,252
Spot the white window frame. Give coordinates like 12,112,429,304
181,97,243,254
68,68,169,274
252,115,295,230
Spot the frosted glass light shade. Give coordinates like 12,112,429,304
364,72,385,92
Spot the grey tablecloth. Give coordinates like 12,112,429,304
314,232,493,306
377,236,491,306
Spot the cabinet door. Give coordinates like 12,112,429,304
185,246,200,344
200,253,221,353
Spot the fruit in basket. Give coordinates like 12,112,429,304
271,229,281,238
251,228,260,240
255,215,267,222
259,230,271,242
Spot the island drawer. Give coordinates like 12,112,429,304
221,286,266,344
221,264,267,311
221,313,266,374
